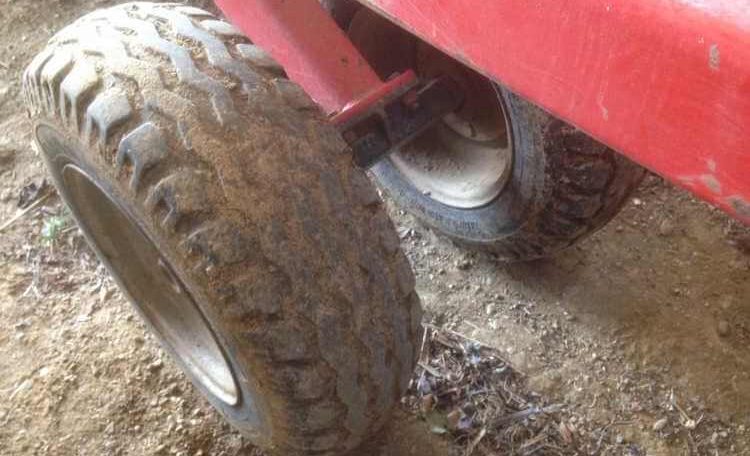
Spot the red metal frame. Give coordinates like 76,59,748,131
214,0,415,123
216,0,750,224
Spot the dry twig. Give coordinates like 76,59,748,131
0,189,54,232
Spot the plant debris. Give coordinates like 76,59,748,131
405,325,576,455
17,179,49,208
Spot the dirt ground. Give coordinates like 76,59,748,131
1,1,749,455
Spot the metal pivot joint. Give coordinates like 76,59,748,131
339,76,464,168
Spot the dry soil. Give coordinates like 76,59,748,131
0,1,748,455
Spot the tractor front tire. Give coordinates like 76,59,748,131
24,3,421,455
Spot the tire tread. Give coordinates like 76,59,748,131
24,3,421,454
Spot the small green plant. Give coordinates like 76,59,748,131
41,215,68,243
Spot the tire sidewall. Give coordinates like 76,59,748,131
33,120,273,446
371,85,547,243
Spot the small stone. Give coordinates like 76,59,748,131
717,320,730,337
164,383,181,397
653,418,668,431
13,320,30,330
420,394,435,414
446,409,462,431
658,219,674,236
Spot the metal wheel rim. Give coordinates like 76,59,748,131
58,163,239,406
390,80,513,209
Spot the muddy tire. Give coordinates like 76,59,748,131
23,3,421,455
372,87,645,261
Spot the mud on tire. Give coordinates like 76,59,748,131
23,3,422,455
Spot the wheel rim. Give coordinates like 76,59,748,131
389,44,513,209
58,163,239,406
347,9,513,209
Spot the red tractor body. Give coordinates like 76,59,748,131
217,0,750,223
